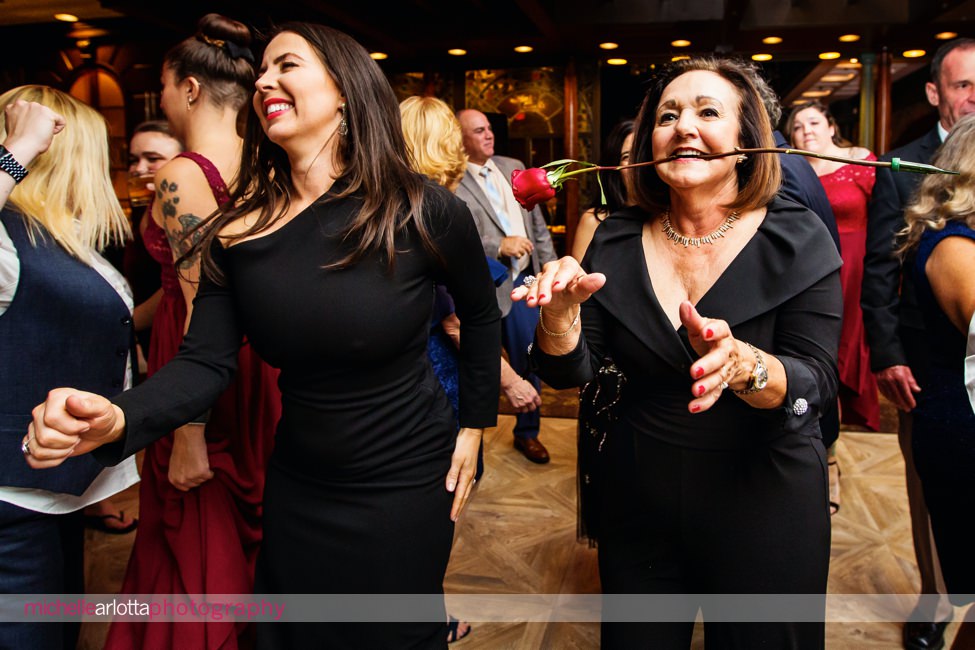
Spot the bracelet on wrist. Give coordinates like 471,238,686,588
538,305,580,338
0,145,29,184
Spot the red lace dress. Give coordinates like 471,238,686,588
106,152,281,650
818,154,880,431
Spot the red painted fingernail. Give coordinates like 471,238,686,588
552,281,561,288
690,404,701,413
696,385,706,396
695,366,704,378
705,328,714,338
538,294,546,300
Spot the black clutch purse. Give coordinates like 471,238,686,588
576,360,626,545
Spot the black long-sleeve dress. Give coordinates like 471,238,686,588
532,199,843,650
99,182,502,649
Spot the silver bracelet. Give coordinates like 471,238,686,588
538,305,580,337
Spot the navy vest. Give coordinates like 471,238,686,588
0,209,131,495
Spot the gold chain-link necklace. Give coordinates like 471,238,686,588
661,210,739,247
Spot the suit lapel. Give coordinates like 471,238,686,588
587,209,692,371
493,156,535,242
460,170,507,233
917,128,941,164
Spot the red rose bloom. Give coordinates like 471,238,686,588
510,168,556,211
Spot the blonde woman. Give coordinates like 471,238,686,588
897,113,975,650
0,86,138,649
401,95,540,424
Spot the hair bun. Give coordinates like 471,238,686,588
197,13,251,48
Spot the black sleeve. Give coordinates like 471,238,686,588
96,242,241,464
528,238,610,389
528,296,607,389
773,269,843,434
862,161,908,370
435,196,502,428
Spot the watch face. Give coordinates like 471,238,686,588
753,364,769,390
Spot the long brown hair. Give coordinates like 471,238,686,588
630,56,781,215
191,22,438,281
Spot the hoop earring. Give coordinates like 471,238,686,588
338,102,348,137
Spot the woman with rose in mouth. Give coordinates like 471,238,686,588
517,57,842,648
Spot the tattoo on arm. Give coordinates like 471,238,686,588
158,177,204,271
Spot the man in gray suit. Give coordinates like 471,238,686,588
456,108,558,463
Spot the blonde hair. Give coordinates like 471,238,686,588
897,113,975,258
0,85,128,262
399,96,468,192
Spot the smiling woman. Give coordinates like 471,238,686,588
516,57,842,649
25,19,501,650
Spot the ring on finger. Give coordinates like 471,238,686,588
720,381,729,390
522,275,538,288
21,435,33,457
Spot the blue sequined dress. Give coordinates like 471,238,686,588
911,220,975,605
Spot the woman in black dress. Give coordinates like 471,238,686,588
516,57,842,649
26,22,500,650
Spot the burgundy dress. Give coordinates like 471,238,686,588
819,154,880,431
106,153,281,650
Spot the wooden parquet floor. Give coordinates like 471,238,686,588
80,417,969,649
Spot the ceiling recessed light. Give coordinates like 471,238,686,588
671,39,691,47
818,51,841,60
369,52,388,60
762,36,783,45
447,48,467,56
802,90,832,98
903,49,927,58
838,34,860,43
671,55,691,62
75,39,91,48
936,31,958,40
751,53,773,61
599,42,619,50
54,13,78,22
514,45,533,53
821,73,856,82
607,58,628,66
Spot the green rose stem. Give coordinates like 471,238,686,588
539,147,958,194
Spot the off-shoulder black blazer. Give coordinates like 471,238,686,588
533,197,843,450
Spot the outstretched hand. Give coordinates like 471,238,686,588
679,301,743,414
24,389,125,469
510,256,606,311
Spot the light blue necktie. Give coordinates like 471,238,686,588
479,166,513,234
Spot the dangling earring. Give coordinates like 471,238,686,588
736,154,748,165
186,96,194,112
338,101,348,137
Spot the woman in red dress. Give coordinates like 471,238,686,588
106,14,281,649
788,100,880,514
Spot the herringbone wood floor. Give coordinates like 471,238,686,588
81,416,969,649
